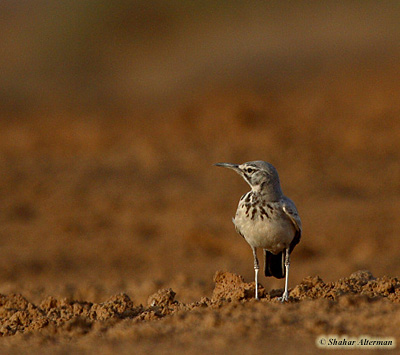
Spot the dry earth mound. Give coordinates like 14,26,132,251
0,270,399,354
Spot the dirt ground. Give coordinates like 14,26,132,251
1,61,400,353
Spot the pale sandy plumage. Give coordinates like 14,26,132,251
215,160,302,301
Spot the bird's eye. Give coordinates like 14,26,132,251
246,168,254,173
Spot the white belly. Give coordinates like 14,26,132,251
234,212,295,254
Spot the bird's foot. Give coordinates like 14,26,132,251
278,292,289,303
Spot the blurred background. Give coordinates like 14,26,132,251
1,0,400,304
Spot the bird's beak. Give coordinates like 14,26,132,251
214,162,241,173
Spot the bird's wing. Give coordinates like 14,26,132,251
282,197,302,232
281,197,302,252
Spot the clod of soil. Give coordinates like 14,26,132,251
1,270,400,343
211,271,266,302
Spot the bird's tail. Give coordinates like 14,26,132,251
264,250,285,279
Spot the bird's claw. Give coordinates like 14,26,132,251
278,292,289,303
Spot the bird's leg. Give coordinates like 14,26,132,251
280,248,290,302
252,247,260,300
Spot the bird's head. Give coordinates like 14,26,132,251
215,160,282,197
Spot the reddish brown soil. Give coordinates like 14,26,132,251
1,62,400,353
1,271,400,354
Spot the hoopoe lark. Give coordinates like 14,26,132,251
215,161,302,301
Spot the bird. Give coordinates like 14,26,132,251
215,160,301,301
